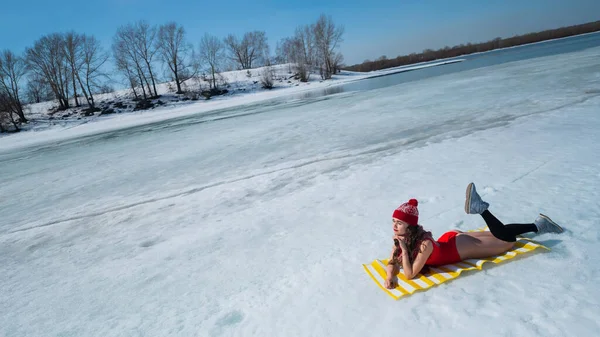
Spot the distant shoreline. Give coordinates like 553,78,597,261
345,20,600,72
441,30,600,59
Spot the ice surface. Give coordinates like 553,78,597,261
1,47,600,336
0,59,463,153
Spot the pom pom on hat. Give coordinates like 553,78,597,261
392,199,419,226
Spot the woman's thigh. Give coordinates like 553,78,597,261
455,232,515,260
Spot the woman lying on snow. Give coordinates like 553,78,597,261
384,182,564,288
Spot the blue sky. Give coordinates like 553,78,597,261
1,0,599,65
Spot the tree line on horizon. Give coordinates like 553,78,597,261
0,14,344,133
345,20,600,72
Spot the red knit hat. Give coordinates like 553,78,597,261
392,199,419,226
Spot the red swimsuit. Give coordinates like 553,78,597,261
424,231,462,266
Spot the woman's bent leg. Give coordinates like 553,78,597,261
481,210,538,242
455,232,516,260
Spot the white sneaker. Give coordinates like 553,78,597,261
535,213,564,234
464,182,489,214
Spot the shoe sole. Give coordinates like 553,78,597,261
465,183,474,214
539,213,564,233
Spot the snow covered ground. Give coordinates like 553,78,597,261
1,45,600,336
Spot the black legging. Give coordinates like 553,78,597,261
481,210,538,242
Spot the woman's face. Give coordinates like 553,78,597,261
392,218,409,236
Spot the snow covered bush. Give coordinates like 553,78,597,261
260,66,274,89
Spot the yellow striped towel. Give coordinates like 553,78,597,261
363,232,549,300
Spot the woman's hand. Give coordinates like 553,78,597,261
384,275,398,289
394,235,408,252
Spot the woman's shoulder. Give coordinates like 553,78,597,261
419,233,436,244
419,238,435,251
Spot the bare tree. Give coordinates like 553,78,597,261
0,50,28,122
133,21,159,97
276,25,317,82
26,34,71,110
80,35,109,107
0,92,20,131
331,52,344,74
113,26,151,99
275,37,295,73
0,106,7,132
63,32,83,106
198,33,224,90
157,22,194,94
291,38,310,82
113,22,159,99
62,32,107,108
25,74,53,103
286,32,314,82
296,25,315,67
113,41,142,100
313,14,344,79
263,43,272,67
224,31,268,70
114,48,140,100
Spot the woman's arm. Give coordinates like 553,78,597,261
386,245,398,269
384,246,401,288
399,240,433,279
